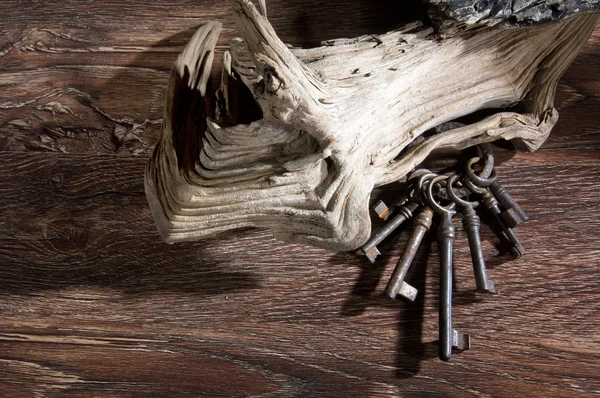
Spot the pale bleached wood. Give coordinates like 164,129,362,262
1,1,600,395
145,0,599,250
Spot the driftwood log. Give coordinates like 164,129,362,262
145,0,599,251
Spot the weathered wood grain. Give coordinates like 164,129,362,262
0,0,421,156
0,1,599,397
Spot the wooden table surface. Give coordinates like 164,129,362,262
1,2,599,397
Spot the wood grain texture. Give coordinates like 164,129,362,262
0,1,599,397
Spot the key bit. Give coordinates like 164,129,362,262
385,207,434,301
453,329,471,351
373,194,411,221
373,200,392,220
499,205,528,230
397,282,418,302
447,175,498,294
361,201,419,263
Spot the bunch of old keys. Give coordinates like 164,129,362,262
361,144,528,361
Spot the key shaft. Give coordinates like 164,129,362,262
362,201,419,263
438,212,455,361
462,207,498,293
385,207,434,300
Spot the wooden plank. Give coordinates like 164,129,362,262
0,0,425,156
0,1,599,396
0,149,599,396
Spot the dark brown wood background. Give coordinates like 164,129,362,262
1,1,599,397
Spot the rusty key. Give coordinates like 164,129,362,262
466,147,528,228
427,175,470,361
385,207,434,301
384,174,438,301
447,175,498,294
464,158,526,257
385,172,437,300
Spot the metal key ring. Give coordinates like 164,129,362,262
446,174,478,209
466,157,497,188
462,170,488,195
426,175,456,215
477,143,495,178
414,171,438,206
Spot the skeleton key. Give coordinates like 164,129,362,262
385,173,437,301
427,175,470,361
466,150,528,228
464,158,526,257
385,207,434,301
447,175,497,294
361,199,419,263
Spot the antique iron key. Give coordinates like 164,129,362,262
363,145,531,361
464,158,526,257
384,207,434,301
385,173,436,301
447,175,497,294
467,144,528,228
427,175,470,361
